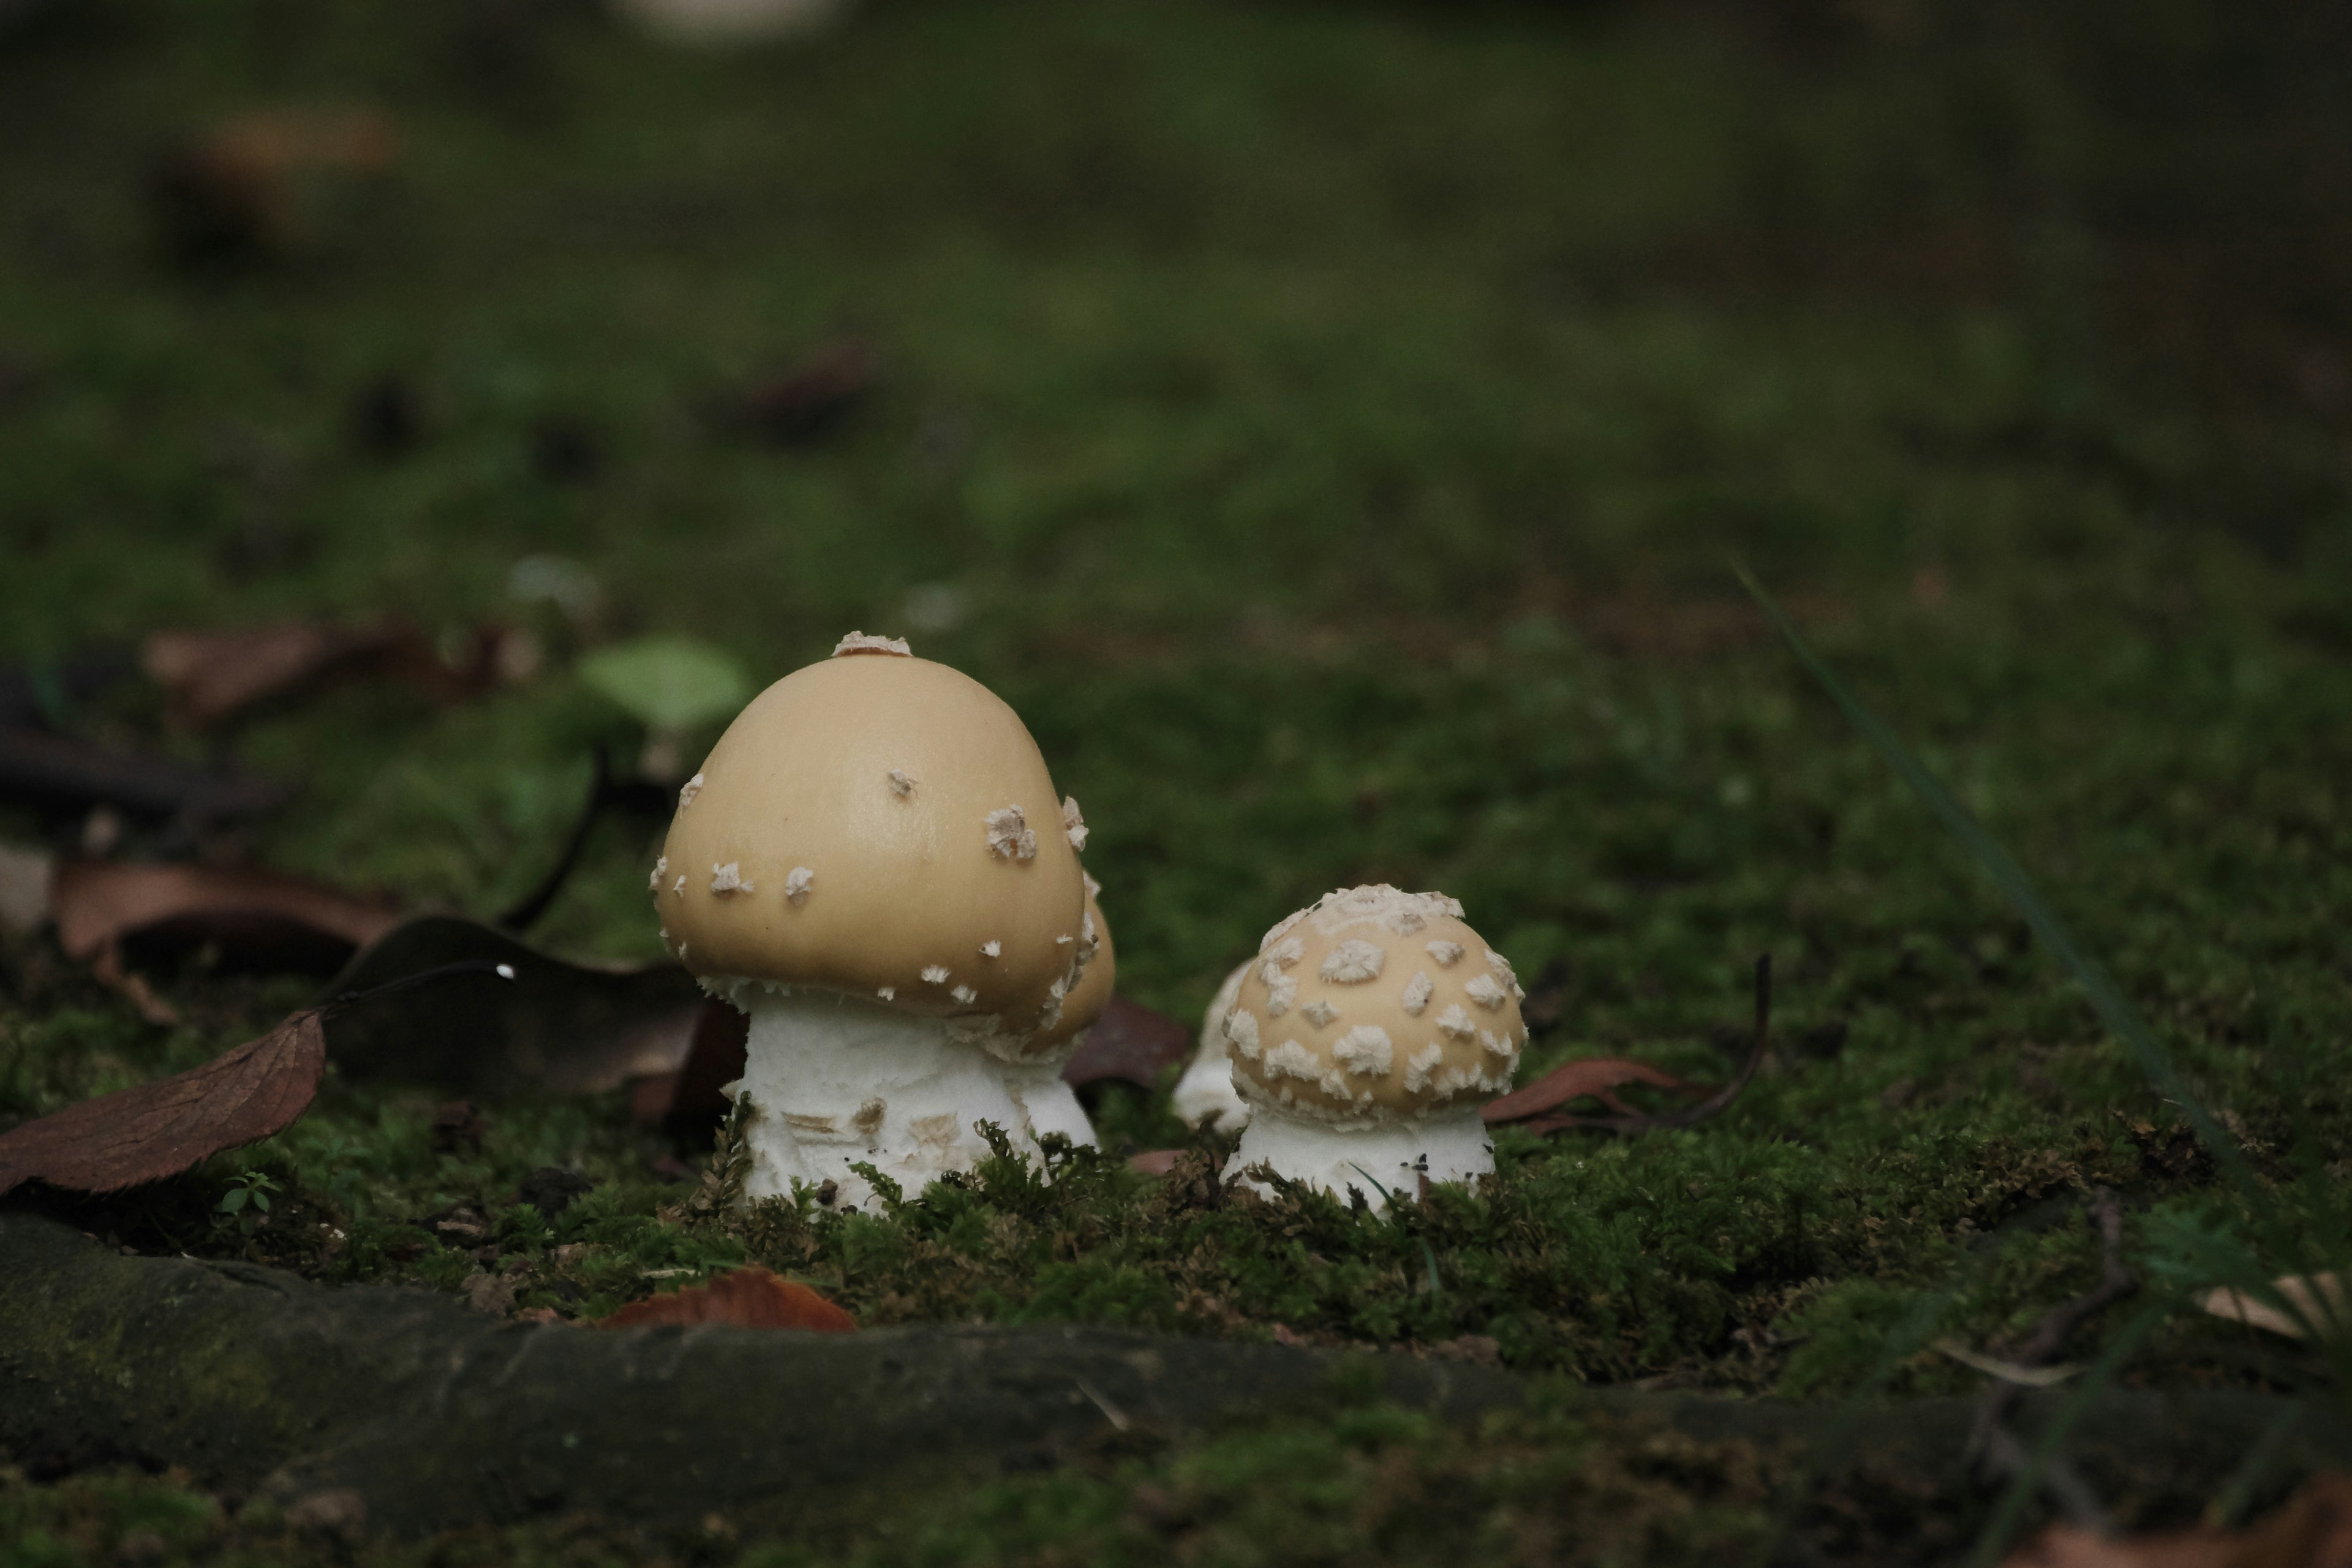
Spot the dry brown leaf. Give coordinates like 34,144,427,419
142,620,510,728
1485,956,1772,1136
2199,1274,2352,1340
1061,995,1193,1090
718,337,878,445
597,1267,858,1333
0,1009,325,1197
1481,1057,1709,1126
2003,1472,2352,1568
1127,1149,1183,1177
53,858,404,976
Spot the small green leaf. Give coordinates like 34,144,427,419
218,1188,247,1214
579,637,753,734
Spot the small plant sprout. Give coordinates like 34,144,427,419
216,1168,281,1219
578,635,753,781
1221,885,1526,1209
650,634,1098,1210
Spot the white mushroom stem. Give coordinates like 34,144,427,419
733,987,1039,1211
1227,1104,1492,1212
998,1059,1098,1151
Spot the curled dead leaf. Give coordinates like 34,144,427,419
2199,1274,2352,1341
0,726,284,822
0,1010,325,1197
141,620,511,729
54,858,405,975
2002,1471,2352,1567
1480,1057,1709,1126
597,1267,857,1332
1484,956,1771,1136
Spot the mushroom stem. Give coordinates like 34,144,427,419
733,987,1039,1211
999,1060,1097,1151
1227,1104,1493,1211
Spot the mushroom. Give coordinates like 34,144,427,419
652,634,1093,1210
997,884,1112,1148
1172,957,1252,1133
1219,884,1525,1207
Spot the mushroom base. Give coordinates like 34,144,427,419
1225,1104,1491,1209
999,1059,1097,1151
735,988,1040,1212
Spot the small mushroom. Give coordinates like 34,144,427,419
650,635,1091,1208
1219,884,1525,1208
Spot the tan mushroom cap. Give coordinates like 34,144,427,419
653,642,1088,1042
1022,886,1113,1060
1223,884,1525,1125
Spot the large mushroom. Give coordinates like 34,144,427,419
1172,957,1251,1133
652,633,1094,1209
995,881,1113,1148
1219,884,1525,1206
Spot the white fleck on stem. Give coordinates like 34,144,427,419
733,988,1039,1211
1226,1103,1493,1211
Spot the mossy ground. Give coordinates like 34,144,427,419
3,0,2351,1559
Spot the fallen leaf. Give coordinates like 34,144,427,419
1127,1149,1183,1177
1932,1337,2082,1387
151,107,399,266
2003,1472,2352,1567
0,1009,325,1197
596,1266,858,1332
1480,1057,1709,1125
1485,955,1773,1136
0,726,284,821
714,336,877,445
142,620,510,729
323,916,706,1101
53,858,405,978
1061,995,1193,1090
2200,1273,2352,1341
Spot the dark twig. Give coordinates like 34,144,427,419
496,747,614,933
1966,1189,2136,1528
1524,954,1771,1136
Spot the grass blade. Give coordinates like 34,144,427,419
1733,566,2262,1206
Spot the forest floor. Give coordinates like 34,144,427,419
2,0,2350,1562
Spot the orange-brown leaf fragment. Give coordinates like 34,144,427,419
597,1267,857,1333
0,1009,326,1197
1481,1057,1709,1126
2003,1471,2352,1568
